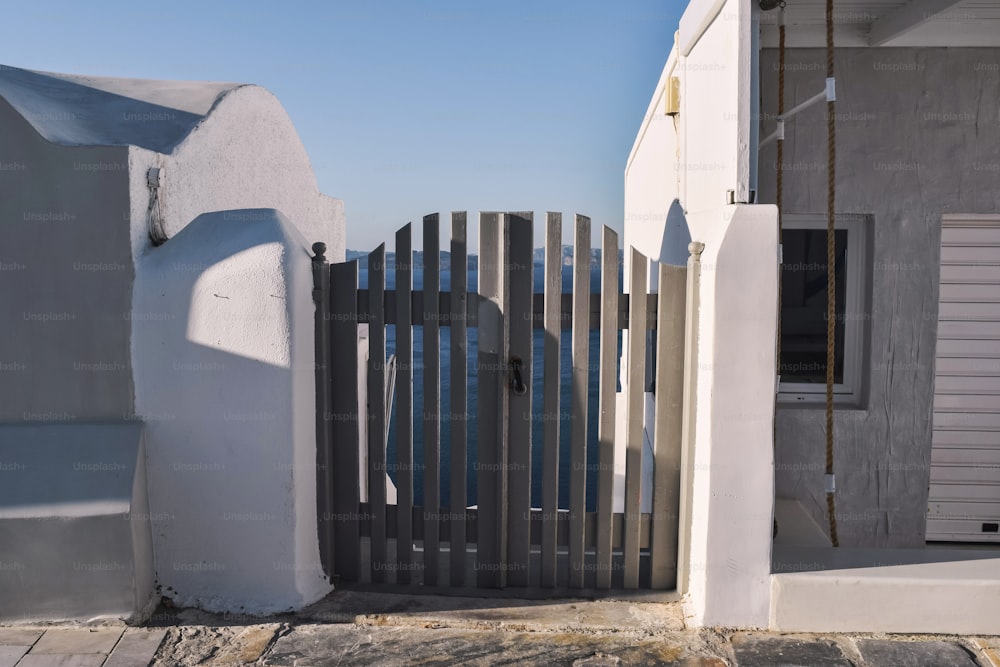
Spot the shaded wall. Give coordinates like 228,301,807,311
0,97,133,421
759,48,1000,547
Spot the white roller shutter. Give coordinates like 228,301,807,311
928,215,1000,542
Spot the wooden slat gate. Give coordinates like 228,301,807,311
312,212,693,594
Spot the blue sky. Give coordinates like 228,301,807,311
2,1,683,250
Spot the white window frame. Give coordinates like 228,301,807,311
778,214,868,405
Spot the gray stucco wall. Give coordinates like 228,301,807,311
0,97,134,422
758,48,1000,547
0,423,154,622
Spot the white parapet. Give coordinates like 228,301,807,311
131,208,331,614
682,204,779,628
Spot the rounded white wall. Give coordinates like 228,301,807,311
127,85,345,266
131,209,330,613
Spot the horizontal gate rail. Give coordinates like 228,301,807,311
355,504,655,548
354,290,658,330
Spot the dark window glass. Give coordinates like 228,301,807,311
780,229,847,384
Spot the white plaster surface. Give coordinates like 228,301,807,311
681,0,753,212
771,552,1000,633
683,205,778,629
127,84,344,264
625,4,771,628
132,209,330,613
0,66,238,153
1,63,345,618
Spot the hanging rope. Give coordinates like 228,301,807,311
824,0,839,547
772,3,789,543
775,3,786,377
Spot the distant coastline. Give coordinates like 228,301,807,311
345,246,625,272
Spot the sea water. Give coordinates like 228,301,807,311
360,262,622,512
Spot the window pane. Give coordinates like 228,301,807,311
780,229,847,384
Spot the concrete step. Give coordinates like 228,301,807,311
771,544,1000,633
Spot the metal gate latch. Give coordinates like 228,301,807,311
509,356,527,395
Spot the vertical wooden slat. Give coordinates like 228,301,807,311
312,245,334,577
368,245,387,583
540,212,562,588
676,241,705,596
450,212,469,587
497,213,511,588
650,263,687,589
395,225,414,584
568,214,591,588
595,227,619,589
330,260,361,582
506,212,533,588
423,214,441,586
477,212,503,587
623,247,647,589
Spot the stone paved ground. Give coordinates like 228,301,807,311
0,627,167,667
1,592,998,666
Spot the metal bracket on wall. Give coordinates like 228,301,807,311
147,167,167,245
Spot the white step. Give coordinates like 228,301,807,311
771,544,1000,634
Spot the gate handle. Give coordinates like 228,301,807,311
509,356,527,395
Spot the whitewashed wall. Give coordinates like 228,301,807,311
127,85,344,265
684,204,777,628
132,209,330,613
680,0,754,212
124,82,344,611
1,67,343,617
625,0,777,628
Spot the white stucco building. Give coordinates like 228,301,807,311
0,65,344,620
626,0,1000,633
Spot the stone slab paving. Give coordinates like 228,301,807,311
261,624,716,667
730,635,853,667
977,637,1000,667
29,629,122,656
103,629,167,667
855,639,981,667
0,646,31,667
299,590,685,633
149,623,282,666
17,656,106,667
0,631,43,647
